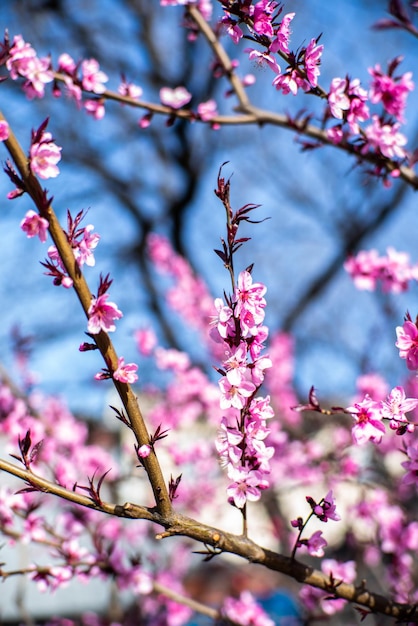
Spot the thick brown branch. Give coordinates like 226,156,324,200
1,457,416,622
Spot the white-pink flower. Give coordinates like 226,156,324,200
81,58,108,94
226,467,268,508
159,86,192,109
30,131,62,179
20,210,49,243
219,370,256,410
346,395,386,445
87,294,123,334
113,357,138,384
0,120,9,141
380,386,418,429
306,530,327,557
74,225,100,267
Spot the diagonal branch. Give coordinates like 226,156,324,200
1,455,417,622
0,110,172,519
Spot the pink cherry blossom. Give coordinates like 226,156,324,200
219,370,256,410
6,35,37,79
270,12,295,54
226,466,268,508
245,48,281,74
113,357,138,384
135,327,157,356
57,52,77,75
30,131,62,179
304,38,324,88
344,247,418,293
251,0,276,38
369,62,414,123
6,35,53,98
0,120,9,141
136,444,151,459
380,386,418,429
87,294,123,334
346,396,386,445
305,530,327,557
363,114,407,159
221,16,243,44
328,77,369,134
20,210,49,243
216,416,244,466
234,271,266,323
118,79,143,100
211,298,235,340
159,86,192,109
310,490,341,522
84,98,105,119
73,224,100,267
396,320,418,370
197,99,218,122
81,58,108,94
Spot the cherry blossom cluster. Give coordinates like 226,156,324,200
0,2,415,190
220,2,323,95
42,211,100,289
0,381,198,622
349,488,418,604
326,58,413,164
216,2,414,181
212,269,275,509
146,233,218,353
344,247,418,293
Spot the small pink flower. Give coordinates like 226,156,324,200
81,58,108,94
84,98,105,119
396,320,418,370
380,386,418,428
306,530,327,557
197,99,218,122
137,444,151,458
135,327,157,356
57,53,77,75
87,294,123,334
0,120,9,141
310,490,341,522
226,467,268,508
364,115,407,159
270,12,295,54
369,62,413,123
219,371,256,410
74,224,100,267
346,395,386,445
20,210,49,242
30,131,62,180
304,38,324,88
245,48,281,74
159,86,192,109
113,357,138,384
118,80,143,100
